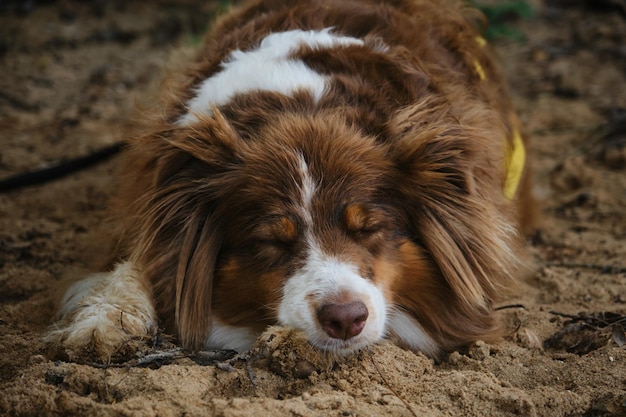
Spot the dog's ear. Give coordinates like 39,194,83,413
388,96,521,343
121,110,242,351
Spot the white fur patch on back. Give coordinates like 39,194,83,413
177,28,364,125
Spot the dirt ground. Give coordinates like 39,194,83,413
0,1,625,416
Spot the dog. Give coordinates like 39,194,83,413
46,0,533,362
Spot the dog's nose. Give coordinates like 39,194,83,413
317,301,369,340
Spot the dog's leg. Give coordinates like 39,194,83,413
45,261,156,362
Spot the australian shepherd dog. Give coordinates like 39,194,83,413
47,0,533,362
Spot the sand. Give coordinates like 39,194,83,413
0,1,624,416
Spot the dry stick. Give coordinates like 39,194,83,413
548,310,626,327
367,350,420,417
87,349,191,369
214,350,256,383
494,304,526,311
0,142,124,192
111,370,131,389
245,355,257,384
87,348,238,369
119,311,126,332
99,359,131,404
102,367,110,403
546,262,626,274
548,311,583,320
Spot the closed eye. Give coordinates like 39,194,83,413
252,215,300,245
235,239,295,270
342,203,389,237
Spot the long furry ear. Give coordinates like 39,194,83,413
389,96,522,342
120,110,241,351
174,209,222,350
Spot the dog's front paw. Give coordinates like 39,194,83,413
45,262,156,362
252,326,334,379
45,300,154,362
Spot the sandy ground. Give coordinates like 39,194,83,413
0,1,625,416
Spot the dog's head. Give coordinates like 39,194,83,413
122,94,520,358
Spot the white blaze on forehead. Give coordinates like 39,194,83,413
178,28,364,126
297,154,316,225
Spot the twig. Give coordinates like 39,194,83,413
245,354,257,384
87,348,237,369
87,349,187,369
545,262,626,274
547,311,580,320
0,142,124,192
366,350,419,417
544,310,626,354
548,310,626,327
102,367,110,403
495,303,526,311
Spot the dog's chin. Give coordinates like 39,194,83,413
307,331,381,357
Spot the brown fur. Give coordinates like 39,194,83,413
113,0,532,354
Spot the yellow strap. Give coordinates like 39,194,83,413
504,128,525,200
473,36,525,200
473,36,487,81
473,60,486,81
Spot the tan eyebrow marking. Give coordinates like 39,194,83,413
256,216,299,243
343,204,383,233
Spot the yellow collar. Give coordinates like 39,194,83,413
473,36,525,200
504,128,525,200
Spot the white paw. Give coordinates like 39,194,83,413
45,262,156,362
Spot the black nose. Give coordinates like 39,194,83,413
317,301,369,340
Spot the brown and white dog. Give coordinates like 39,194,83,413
47,0,533,361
